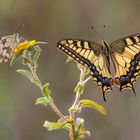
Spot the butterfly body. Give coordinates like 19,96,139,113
0,33,20,62
57,33,140,101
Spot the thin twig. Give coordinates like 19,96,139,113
69,68,91,140
27,63,66,119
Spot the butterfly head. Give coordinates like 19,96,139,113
102,40,110,49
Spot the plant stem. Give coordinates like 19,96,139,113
69,68,91,140
50,102,66,119
69,109,77,140
28,63,66,119
69,69,85,140
72,92,80,109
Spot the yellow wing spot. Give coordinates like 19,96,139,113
60,40,67,44
128,45,139,53
118,65,125,76
93,59,98,67
112,56,119,77
68,52,72,55
79,49,86,56
65,49,68,53
133,44,140,50
127,83,132,87
84,41,90,49
77,41,81,48
115,70,119,77
104,66,111,77
98,56,104,70
93,77,97,81
103,86,107,91
76,48,82,53
91,55,98,63
76,57,80,61
126,63,130,69
68,40,73,44
101,68,106,77
61,47,65,50
65,43,69,47
123,52,133,59
80,61,84,64
97,82,102,87
72,47,77,50
124,47,136,57
136,66,140,70
134,72,139,77
123,56,131,63
83,50,90,58
58,45,61,48
121,86,128,91
125,38,133,45
134,36,139,43
114,54,126,67
72,54,75,57
69,44,74,48
131,78,135,83
83,63,88,66
87,51,95,61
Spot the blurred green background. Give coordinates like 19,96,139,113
0,0,140,140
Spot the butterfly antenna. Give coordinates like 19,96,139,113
91,26,104,41
15,24,24,33
103,25,106,41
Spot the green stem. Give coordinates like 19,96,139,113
69,109,77,140
69,69,85,140
27,63,66,119
69,68,91,140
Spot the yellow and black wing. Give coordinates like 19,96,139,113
57,39,113,101
0,33,20,62
110,33,140,92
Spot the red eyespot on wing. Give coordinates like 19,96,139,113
115,78,120,85
110,79,114,86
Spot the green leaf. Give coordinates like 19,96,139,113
17,69,33,82
42,83,51,98
22,57,31,65
36,41,47,46
75,117,90,139
35,97,50,106
74,84,84,94
79,99,107,115
31,42,47,52
43,121,64,131
78,131,91,139
43,119,74,131
34,80,41,87
31,45,42,52
33,50,41,62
